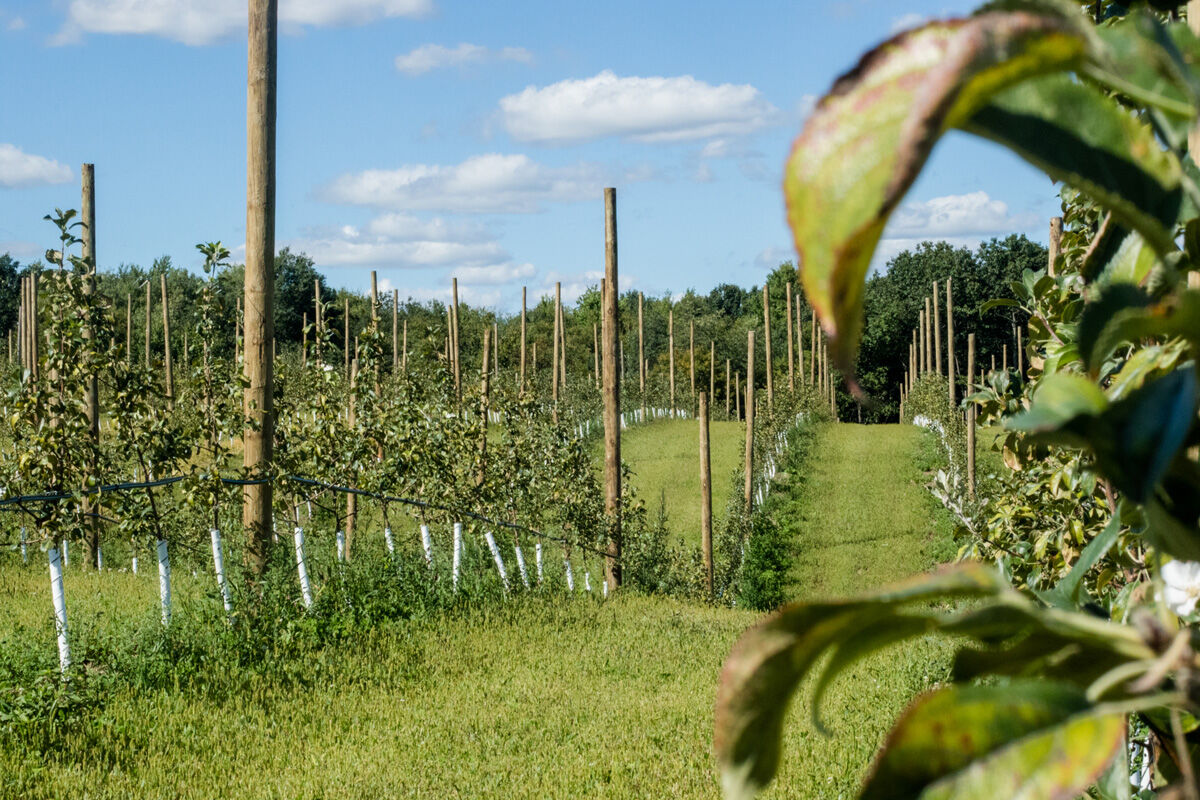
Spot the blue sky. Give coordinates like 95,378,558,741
0,0,1061,310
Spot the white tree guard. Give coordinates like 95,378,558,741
420,524,433,567
514,544,530,589
61,539,69,567
336,529,346,562
452,522,463,592
483,531,509,591
96,546,103,571
584,571,592,593
564,558,575,592
293,527,313,608
19,527,27,563
210,527,232,615
535,542,543,583
48,547,70,675
156,539,171,627
383,526,395,556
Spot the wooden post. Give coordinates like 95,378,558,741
947,277,955,406
81,163,101,569
558,289,567,393
144,280,151,368
552,282,561,419
1003,343,1008,372
744,329,755,510
451,277,461,405
698,390,713,599
709,339,715,406
593,322,600,389
967,333,977,501
1048,216,1062,277
313,278,322,366
493,320,499,379
725,358,731,418
1017,326,1024,379
786,281,795,392
602,187,621,591
638,292,645,419
126,293,132,364
243,0,277,579
762,285,773,412
795,294,804,387
689,320,696,408
402,319,407,373
668,307,675,413
520,286,527,392
478,328,490,485
370,271,381,393
933,281,942,378
392,288,398,370
735,372,741,420
235,297,241,367
809,314,816,386
161,273,174,409
345,358,358,559
343,297,350,378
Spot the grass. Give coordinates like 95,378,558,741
611,418,744,548
1,421,957,799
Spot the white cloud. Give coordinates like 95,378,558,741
56,0,432,46
755,247,793,270
0,240,41,260
885,191,1034,239
0,144,73,188
498,70,779,144
395,42,532,75
7,16,27,31
320,153,629,213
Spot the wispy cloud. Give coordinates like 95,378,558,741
498,70,779,144
0,144,73,188
55,0,433,46
320,153,641,214
395,43,532,75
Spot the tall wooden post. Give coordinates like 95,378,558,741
520,286,527,392
709,339,715,406
809,315,816,386
370,271,381,393
933,281,942,378
786,280,794,392
243,0,277,579
144,280,152,368
1017,326,1024,379
1003,342,1008,373
478,328,490,485
81,163,101,569
552,282,561,419
558,290,567,392
161,273,174,409
638,292,645,418
795,294,804,387
345,358,358,559
698,391,713,599
1048,217,1063,277
967,333,977,500
762,285,773,412
392,288,398,370
451,277,461,405
668,307,675,413
313,278,322,365
744,329,755,510
343,297,350,378
689,320,696,408
602,188,621,591
735,372,741,420
593,322,600,389
947,277,955,406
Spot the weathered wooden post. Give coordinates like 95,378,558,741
795,294,804,387
689,319,696,409
478,328,490,485
81,163,101,569
967,333,977,501
709,339,715,406
452,277,461,405
668,306,675,414
735,372,741,420
144,280,152,368
725,358,731,418
933,281,942,378
1048,216,1063,277
809,315,816,386
699,390,713,599
345,358,358,559
161,273,174,409
786,280,795,391
552,282,561,420
343,297,350,378
520,286,527,392
392,288,398,370
762,285,773,412
744,329,755,510
243,0,277,579
947,277,955,406
602,188,621,591
558,289,567,392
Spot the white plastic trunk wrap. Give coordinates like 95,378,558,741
293,527,313,608
19,527,27,563
61,539,69,567
535,542,544,583
336,529,346,562
452,522,463,592
514,544,530,589
483,531,509,590
48,547,70,674
585,571,592,593
210,528,232,615
420,524,433,567
156,539,171,627
383,526,395,555
96,546,103,570
564,558,575,592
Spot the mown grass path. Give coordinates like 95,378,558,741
759,422,957,798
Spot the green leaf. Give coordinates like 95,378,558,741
1077,284,1152,373
979,297,1021,313
1036,514,1122,610
785,10,1088,382
859,681,1122,800
963,74,1182,255
1007,373,1107,438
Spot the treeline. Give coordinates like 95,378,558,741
0,233,1043,420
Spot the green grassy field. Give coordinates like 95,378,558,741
1,422,955,799
611,418,744,548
